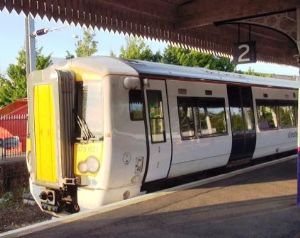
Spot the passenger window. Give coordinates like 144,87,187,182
256,100,278,130
206,106,227,135
196,107,208,135
147,90,166,143
178,98,195,138
178,97,227,139
196,101,227,136
278,104,297,128
129,90,144,121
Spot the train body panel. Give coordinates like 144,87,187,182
166,80,232,177
108,75,147,187
26,57,299,215
252,87,297,159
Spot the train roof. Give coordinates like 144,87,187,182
51,57,299,89
124,59,300,89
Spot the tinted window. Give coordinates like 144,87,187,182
196,101,227,136
279,106,293,128
76,81,103,137
147,90,166,143
241,87,255,131
256,100,297,130
230,106,244,132
129,90,144,121
243,107,255,131
257,105,278,130
178,97,227,139
178,98,195,138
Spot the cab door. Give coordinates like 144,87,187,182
143,79,172,182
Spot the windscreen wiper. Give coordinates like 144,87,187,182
76,114,95,141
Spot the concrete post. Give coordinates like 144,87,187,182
25,14,36,77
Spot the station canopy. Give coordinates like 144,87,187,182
1,0,299,66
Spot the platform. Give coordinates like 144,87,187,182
3,157,300,238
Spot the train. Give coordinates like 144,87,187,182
26,56,298,215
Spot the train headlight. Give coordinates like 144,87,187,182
77,156,100,174
86,156,100,173
78,161,88,173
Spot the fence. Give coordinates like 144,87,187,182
0,114,27,160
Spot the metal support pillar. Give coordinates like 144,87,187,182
25,14,36,77
297,7,300,206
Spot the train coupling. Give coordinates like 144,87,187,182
39,186,80,214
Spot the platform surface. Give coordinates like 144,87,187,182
23,159,300,238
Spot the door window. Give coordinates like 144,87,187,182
147,90,166,143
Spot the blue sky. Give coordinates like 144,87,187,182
0,9,298,76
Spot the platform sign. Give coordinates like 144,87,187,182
233,41,257,64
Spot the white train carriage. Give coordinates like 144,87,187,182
26,57,298,215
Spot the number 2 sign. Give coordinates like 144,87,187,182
233,41,257,64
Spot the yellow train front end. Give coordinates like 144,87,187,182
26,64,105,215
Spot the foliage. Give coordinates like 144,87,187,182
119,38,235,72
0,48,52,107
120,37,162,62
162,46,235,72
74,30,98,57
235,67,271,77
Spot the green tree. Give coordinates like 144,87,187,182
236,67,271,77
120,37,162,62
0,48,52,107
74,30,98,57
162,46,235,72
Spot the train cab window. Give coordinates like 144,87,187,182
76,81,104,138
129,90,144,121
178,98,195,139
147,90,166,143
256,100,278,130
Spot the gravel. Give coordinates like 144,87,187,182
0,189,51,233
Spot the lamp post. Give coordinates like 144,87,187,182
25,14,36,77
25,15,66,77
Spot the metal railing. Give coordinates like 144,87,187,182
0,114,27,160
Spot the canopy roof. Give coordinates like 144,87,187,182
1,0,299,66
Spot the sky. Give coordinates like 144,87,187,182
0,9,299,76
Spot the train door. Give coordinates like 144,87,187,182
227,86,256,163
143,79,172,182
